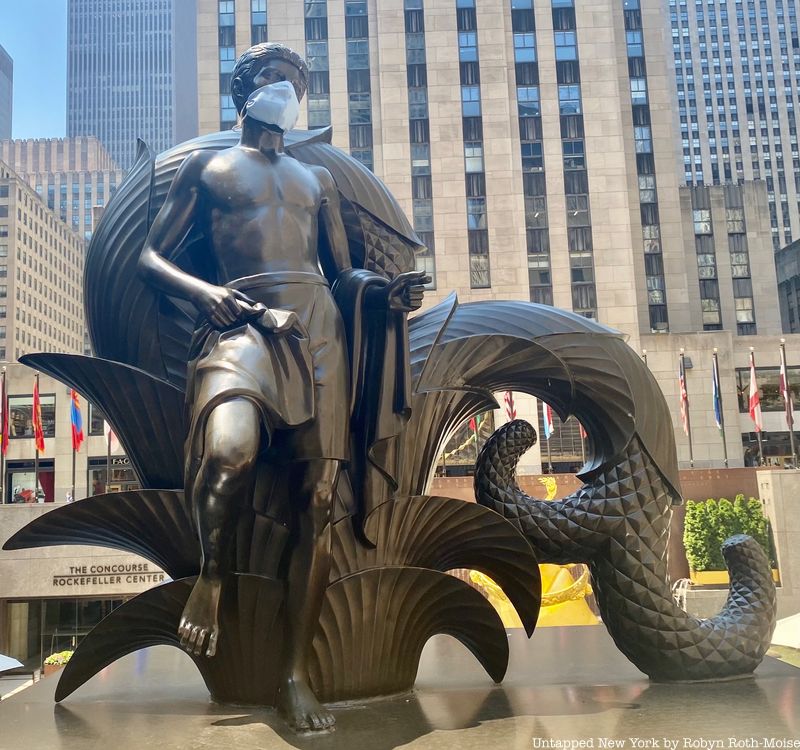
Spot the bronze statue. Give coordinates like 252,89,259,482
138,44,427,731
3,40,776,743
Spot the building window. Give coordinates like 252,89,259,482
630,78,648,105
8,393,56,439
736,367,800,412
693,209,712,234
514,32,536,62
558,84,582,114
461,85,481,116
517,86,540,117
554,31,577,60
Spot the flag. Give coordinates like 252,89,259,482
70,390,84,451
678,355,690,436
779,345,794,428
504,391,516,421
104,420,119,452
1,370,7,456
711,354,723,431
748,351,763,433
543,402,554,440
32,377,45,453
579,422,587,440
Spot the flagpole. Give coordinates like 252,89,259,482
546,432,553,473
34,372,40,498
713,348,728,468
680,349,694,468
71,430,76,501
106,425,111,494
751,348,765,466
780,338,796,466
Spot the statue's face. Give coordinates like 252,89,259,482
249,59,305,102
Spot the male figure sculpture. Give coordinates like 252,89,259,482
138,44,426,731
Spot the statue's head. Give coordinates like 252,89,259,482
231,43,309,115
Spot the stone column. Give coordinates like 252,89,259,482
757,469,800,619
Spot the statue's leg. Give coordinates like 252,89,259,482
277,458,340,732
179,398,260,658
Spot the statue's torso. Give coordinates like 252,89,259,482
198,147,324,283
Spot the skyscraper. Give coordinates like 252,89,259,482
669,0,800,252
192,0,795,468
0,137,124,242
67,0,198,169
0,45,12,141
0,161,86,361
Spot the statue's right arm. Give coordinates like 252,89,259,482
138,151,248,328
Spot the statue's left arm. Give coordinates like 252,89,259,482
313,166,353,282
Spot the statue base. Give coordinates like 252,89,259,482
0,627,796,748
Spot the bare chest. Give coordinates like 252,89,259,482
203,156,321,216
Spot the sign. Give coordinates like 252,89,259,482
52,562,165,588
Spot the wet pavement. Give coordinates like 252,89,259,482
0,626,797,750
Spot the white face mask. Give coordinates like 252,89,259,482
243,80,300,133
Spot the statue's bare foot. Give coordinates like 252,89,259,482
178,575,221,657
277,677,335,733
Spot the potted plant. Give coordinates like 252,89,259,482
683,495,778,585
43,650,73,677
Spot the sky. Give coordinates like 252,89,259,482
0,0,67,139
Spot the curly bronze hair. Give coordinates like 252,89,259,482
230,43,309,113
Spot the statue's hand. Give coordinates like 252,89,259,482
194,285,255,329
384,271,431,312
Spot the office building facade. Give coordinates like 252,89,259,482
776,238,800,332
192,0,796,469
669,0,800,252
0,361,153,673
67,0,198,169
0,45,12,141
0,137,124,243
0,162,85,362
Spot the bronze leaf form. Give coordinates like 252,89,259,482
309,566,509,703
3,490,198,580
19,352,186,490
55,568,507,707
54,575,284,706
331,495,541,636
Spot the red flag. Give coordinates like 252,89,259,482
579,422,587,440
104,420,119,452
468,416,477,432
779,345,794,428
32,376,45,453
678,354,690,436
749,351,763,433
1,370,8,456
504,391,516,421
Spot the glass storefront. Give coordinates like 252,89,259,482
741,431,800,467
1,597,124,670
88,456,140,495
3,460,55,503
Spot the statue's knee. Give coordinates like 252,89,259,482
203,441,257,490
308,478,335,523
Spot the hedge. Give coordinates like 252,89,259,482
683,495,770,572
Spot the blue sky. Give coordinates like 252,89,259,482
0,0,67,139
